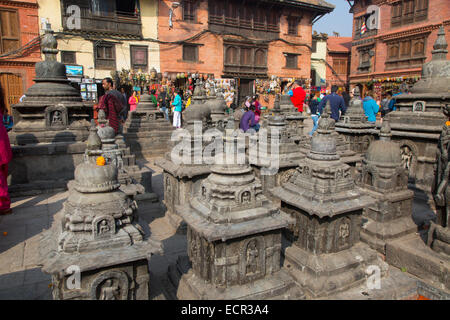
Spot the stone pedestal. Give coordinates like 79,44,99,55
169,164,302,300
123,91,174,159
357,120,416,254
271,108,387,298
39,128,162,300
7,30,92,195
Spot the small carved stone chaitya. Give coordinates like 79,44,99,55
298,100,361,173
249,96,305,200
357,119,416,254
271,105,387,298
277,94,307,142
206,87,229,130
7,30,93,195
387,26,449,193
155,84,213,233
170,161,302,299
39,127,162,300
335,86,377,155
123,88,174,158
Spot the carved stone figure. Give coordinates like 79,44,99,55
246,240,259,275
99,280,120,300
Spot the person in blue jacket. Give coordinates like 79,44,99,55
171,88,182,128
362,90,380,123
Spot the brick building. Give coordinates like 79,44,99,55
0,0,41,114
158,0,334,106
326,36,352,91
348,0,450,99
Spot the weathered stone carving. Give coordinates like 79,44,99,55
170,160,302,299
357,119,416,254
39,127,162,300
271,105,387,298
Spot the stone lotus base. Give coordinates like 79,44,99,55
284,242,388,298
386,234,450,292
166,255,304,300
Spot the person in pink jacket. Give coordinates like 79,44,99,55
0,84,12,215
128,90,138,112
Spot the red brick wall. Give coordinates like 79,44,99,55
158,0,313,80
0,0,41,90
349,0,450,86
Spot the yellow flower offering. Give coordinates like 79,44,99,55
446,121,450,126
96,156,106,166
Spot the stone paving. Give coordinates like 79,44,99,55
0,117,439,300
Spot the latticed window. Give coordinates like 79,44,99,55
285,54,298,69
183,0,196,22
182,44,198,62
95,43,116,70
0,9,20,54
311,40,317,53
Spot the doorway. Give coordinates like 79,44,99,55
0,73,23,114
238,78,254,107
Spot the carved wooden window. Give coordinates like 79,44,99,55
412,39,424,56
183,0,196,22
358,47,372,72
391,0,428,27
226,46,238,64
130,45,148,71
61,51,76,64
95,42,116,70
240,47,252,65
287,17,298,35
183,44,198,62
388,44,399,60
255,49,265,66
385,35,427,69
0,9,20,54
285,54,298,69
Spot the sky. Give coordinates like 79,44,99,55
313,0,353,37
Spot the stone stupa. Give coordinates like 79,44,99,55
8,30,92,195
39,126,162,300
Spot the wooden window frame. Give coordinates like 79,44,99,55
385,35,427,69
130,45,148,71
183,0,197,23
182,44,199,62
94,42,116,70
61,51,77,64
285,53,298,69
391,0,428,28
333,59,348,75
311,40,317,53
0,8,20,55
287,16,298,36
